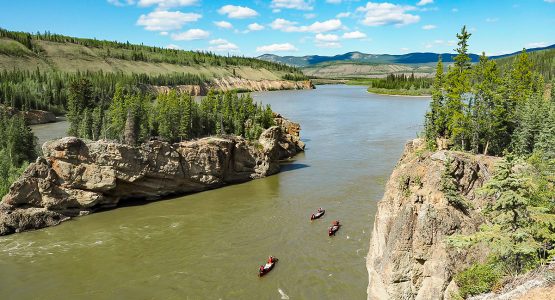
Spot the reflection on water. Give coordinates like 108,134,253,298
3,85,429,299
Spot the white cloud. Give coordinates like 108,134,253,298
356,2,420,27
422,24,436,30
137,0,198,9
452,8,459,12
545,0,555,3
256,43,298,52
316,42,341,48
208,39,239,52
526,42,548,48
315,33,339,42
160,31,169,36
165,44,181,49
218,5,259,19
304,13,317,19
416,0,433,6
214,21,233,29
136,10,201,31
326,0,342,3
342,31,367,39
248,23,265,31
107,0,135,7
171,29,210,40
271,0,314,10
485,17,499,23
270,18,342,33
400,47,410,51
336,12,351,18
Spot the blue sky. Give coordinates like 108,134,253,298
1,0,554,57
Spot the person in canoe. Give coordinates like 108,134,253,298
328,220,341,236
310,208,325,220
259,256,278,277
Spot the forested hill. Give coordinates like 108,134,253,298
258,44,555,67
0,28,304,81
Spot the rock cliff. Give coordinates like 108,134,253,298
0,118,304,236
367,139,500,300
151,77,314,96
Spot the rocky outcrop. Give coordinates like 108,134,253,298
0,122,304,236
367,139,500,300
0,105,57,125
151,77,314,96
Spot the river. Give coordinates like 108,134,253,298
0,85,429,299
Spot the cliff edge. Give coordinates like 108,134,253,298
367,139,500,299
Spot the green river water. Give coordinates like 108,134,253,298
1,85,429,299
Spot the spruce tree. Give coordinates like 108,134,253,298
445,26,472,150
424,55,446,148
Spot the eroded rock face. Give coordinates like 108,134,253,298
367,139,499,300
152,78,314,96
0,123,304,236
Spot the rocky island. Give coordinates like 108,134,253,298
0,115,304,236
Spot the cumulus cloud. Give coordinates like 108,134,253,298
315,33,339,42
416,0,433,5
136,11,201,31
248,23,265,31
422,24,436,30
256,43,298,52
485,17,499,23
326,0,342,3
171,28,210,40
218,5,258,19
214,21,233,29
356,2,420,27
270,18,342,33
208,39,239,52
342,31,367,39
271,0,314,10
336,12,351,18
165,44,181,49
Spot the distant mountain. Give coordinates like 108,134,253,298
258,44,555,67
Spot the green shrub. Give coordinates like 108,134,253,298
455,262,502,298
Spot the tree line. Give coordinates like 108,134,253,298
0,69,207,113
67,80,275,144
367,73,432,90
